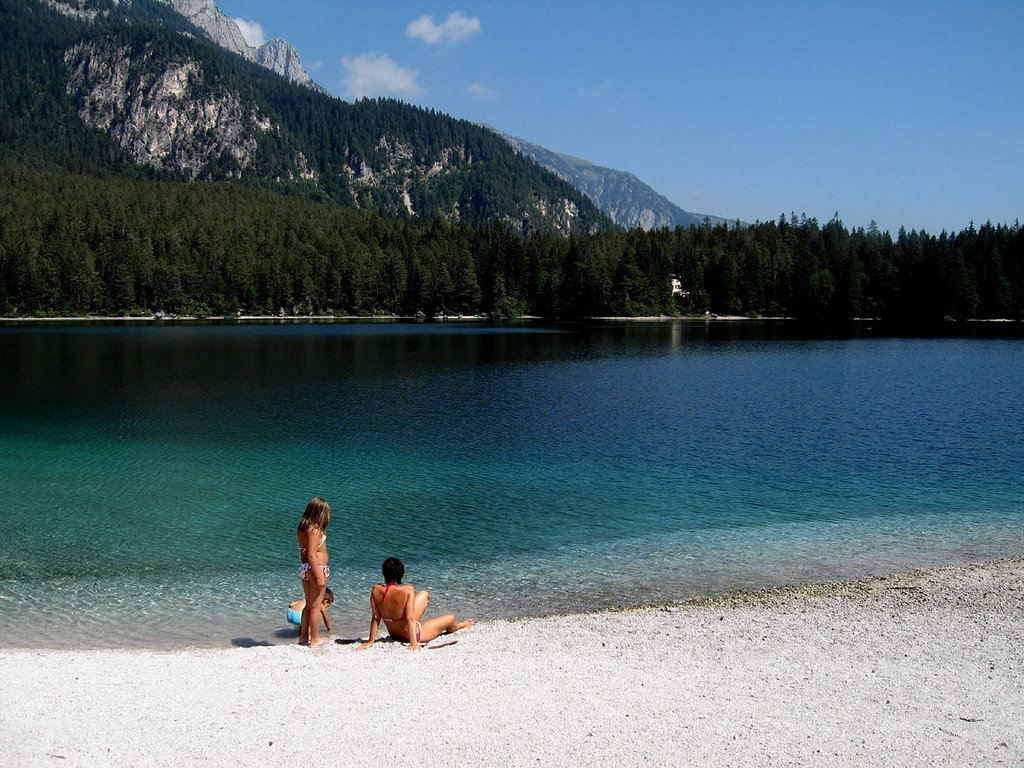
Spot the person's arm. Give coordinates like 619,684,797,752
321,606,332,633
356,589,380,650
405,585,420,652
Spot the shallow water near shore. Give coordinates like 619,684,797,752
0,320,1021,649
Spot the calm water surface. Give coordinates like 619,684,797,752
0,321,1021,648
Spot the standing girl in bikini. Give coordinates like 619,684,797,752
357,557,473,651
297,496,331,648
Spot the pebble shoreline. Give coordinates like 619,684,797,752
1,558,1021,767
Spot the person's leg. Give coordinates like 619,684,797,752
306,580,328,647
417,613,474,643
412,589,430,621
299,578,316,645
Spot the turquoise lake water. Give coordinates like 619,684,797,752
0,320,1021,649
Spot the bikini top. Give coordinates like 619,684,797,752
378,583,405,623
298,530,327,558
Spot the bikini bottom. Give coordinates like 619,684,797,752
384,619,422,643
298,563,331,580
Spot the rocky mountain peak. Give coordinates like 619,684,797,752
255,38,309,86
156,0,312,86
161,0,250,58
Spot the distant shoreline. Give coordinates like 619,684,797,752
1,313,1019,325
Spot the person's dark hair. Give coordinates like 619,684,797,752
381,557,404,584
323,587,334,607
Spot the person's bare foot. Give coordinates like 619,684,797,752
454,619,474,631
308,637,330,648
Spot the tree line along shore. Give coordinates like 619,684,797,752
2,156,1021,322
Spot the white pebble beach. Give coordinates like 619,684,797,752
2,558,1021,767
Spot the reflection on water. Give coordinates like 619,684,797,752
0,320,1021,648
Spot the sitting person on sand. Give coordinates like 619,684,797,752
288,588,334,635
357,557,473,651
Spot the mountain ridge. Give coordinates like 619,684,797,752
4,0,611,236
497,131,734,230
71,0,737,231
15,0,737,235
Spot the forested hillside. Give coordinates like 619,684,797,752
2,157,1020,321
0,0,610,236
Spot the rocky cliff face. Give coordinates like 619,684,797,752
159,0,251,59
255,38,307,85
40,0,105,23
64,40,270,177
157,0,312,86
571,163,684,230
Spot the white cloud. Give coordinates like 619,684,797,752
406,11,481,44
341,52,424,99
467,82,497,100
232,17,266,48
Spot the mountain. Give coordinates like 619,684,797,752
157,0,313,86
498,132,733,230
152,0,727,233
43,0,314,86
2,0,610,236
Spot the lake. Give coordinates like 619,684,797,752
0,320,1021,649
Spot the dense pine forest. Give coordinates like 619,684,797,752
2,156,1021,321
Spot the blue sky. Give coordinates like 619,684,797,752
215,1,1022,234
